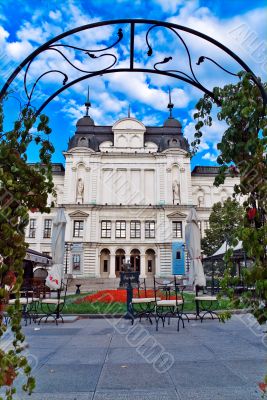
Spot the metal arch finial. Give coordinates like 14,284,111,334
167,87,174,118
85,85,91,116
128,104,131,118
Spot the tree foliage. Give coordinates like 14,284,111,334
0,99,54,399
193,71,267,327
202,198,244,257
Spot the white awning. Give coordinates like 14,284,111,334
211,241,243,258
25,249,52,265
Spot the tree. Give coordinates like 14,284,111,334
201,198,244,257
193,71,267,393
0,100,54,399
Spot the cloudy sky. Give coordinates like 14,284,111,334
0,0,266,167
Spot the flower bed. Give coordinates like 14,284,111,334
76,289,178,304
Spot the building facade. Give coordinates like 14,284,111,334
27,109,239,280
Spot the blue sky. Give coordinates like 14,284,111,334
0,0,266,167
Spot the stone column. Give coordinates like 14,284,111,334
155,251,160,277
140,253,147,278
109,251,116,278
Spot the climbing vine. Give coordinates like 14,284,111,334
0,98,54,399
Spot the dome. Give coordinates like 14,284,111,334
76,115,95,127
163,117,182,128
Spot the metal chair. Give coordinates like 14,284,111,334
8,289,34,326
38,279,68,325
195,285,220,322
153,276,186,331
130,279,159,325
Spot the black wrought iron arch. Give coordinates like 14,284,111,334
0,19,266,116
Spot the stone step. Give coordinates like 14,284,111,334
67,276,173,292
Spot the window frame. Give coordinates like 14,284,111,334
43,218,52,238
130,220,141,239
115,220,126,239
172,221,182,239
145,220,155,239
73,220,84,238
29,219,36,238
101,220,111,238
72,254,81,272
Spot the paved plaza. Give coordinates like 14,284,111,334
2,315,266,399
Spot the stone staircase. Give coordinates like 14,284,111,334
67,276,158,293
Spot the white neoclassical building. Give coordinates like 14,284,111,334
27,104,239,282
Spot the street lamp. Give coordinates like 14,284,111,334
65,242,73,274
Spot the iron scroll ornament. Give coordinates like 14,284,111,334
0,19,266,116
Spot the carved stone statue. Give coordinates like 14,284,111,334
76,178,84,203
198,195,204,207
172,179,181,204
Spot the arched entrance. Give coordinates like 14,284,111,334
130,249,140,274
146,249,156,276
115,249,125,277
100,248,110,277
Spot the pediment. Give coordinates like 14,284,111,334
112,117,145,131
167,211,187,219
68,210,89,218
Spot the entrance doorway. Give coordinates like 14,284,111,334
146,249,155,276
100,248,110,277
115,249,125,277
130,249,140,274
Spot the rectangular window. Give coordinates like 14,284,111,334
29,219,36,238
72,254,81,271
145,221,155,239
101,220,111,238
115,220,126,238
42,251,50,256
172,221,182,238
73,220,84,238
204,220,210,230
130,220,141,238
43,219,52,238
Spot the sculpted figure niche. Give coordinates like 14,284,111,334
172,179,181,205
76,177,84,204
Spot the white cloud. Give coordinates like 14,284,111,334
0,26,9,42
202,152,218,162
107,71,190,111
141,114,161,126
168,5,266,78
153,0,184,13
49,10,62,20
6,40,34,61
17,22,50,44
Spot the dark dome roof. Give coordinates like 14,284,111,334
76,115,95,127
163,117,182,128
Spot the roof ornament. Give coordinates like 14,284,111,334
167,87,174,119
128,104,131,118
85,86,91,116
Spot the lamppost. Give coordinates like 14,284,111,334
65,242,73,274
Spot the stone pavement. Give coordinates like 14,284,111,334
2,315,266,399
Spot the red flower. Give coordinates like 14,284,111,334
229,165,239,176
2,366,16,386
76,289,180,304
258,382,267,393
3,271,16,287
247,207,257,220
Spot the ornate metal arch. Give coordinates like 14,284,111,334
0,19,266,115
